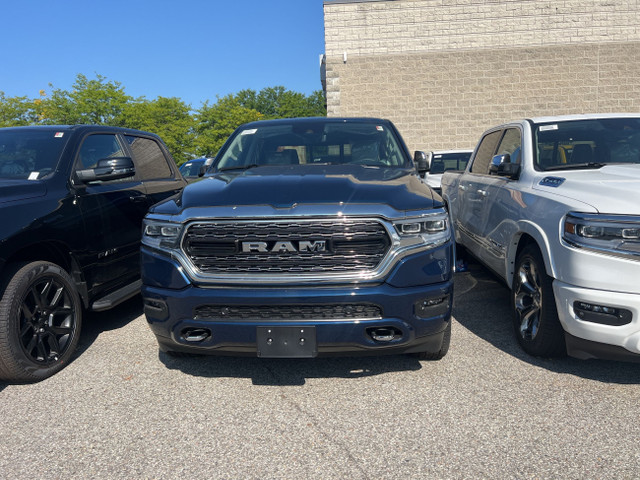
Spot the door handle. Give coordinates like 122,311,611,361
129,195,147,203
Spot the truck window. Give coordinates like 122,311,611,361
78,134,124,169
470,130,502,174
496,128,522,163
214,122,409,170
0,129,67,179
124,135,172,180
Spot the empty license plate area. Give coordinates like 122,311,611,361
257,326,317,358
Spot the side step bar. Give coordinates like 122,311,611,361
91,280,142,312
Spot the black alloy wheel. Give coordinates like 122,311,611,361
0,261,82,383
512,245,565,357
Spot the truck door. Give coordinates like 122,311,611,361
72,133,150,300
456,129,502,248
479,127,523,274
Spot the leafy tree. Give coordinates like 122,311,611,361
194,94,263,157
234,86,326,118
192,86,325,158
119,97,195,164
39,74,132,125
0,92,39,127
0,73,326,164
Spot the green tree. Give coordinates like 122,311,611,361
194,94,263,157
120,97,195,164
0,72,326,164
234,86,326,118
40,73,132,125
0,92,39,127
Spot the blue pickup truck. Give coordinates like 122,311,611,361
140,117,453,360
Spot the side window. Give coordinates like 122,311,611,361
78,134,124,169
496,128,522,164
470,130,502,175
124,135,172,180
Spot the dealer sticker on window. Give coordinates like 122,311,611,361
539,125,558,131
241,128,257,135
54,132,64,138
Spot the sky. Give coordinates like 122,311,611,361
0,0,326,108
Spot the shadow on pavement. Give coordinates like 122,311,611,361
75,294,144,356
159,353,426,386
453,260,640,384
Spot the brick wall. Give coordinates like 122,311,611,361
323,0,640,152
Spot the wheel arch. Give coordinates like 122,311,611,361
0,242,89,309
506,222,557,289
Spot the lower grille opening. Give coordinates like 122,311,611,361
194,304,383,321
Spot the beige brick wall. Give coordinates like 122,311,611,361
324,0,640,56
323,0,640,152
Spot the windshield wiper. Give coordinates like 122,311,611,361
217,164,260,172
544,162,606,171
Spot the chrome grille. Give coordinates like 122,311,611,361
182,219,391,274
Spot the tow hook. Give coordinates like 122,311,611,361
368,327,401,342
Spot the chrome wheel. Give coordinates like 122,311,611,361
514,258,542,342
511,245,566,358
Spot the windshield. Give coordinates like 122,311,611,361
213,121,410,171
535,118,640,171
429,152,472,174
0,129,68,180
180,159,204,176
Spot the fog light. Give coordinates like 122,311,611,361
143,298,169,321
573,301,632,326
415,295,450,318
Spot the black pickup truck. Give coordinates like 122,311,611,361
0,125,186,382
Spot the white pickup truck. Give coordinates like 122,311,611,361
441,114,640,361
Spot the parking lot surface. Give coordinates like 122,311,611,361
1,262,639,479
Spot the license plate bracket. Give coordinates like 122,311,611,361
257,326,317,358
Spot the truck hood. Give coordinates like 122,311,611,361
0,179,47,204
152,165,437,216
532,164,640,214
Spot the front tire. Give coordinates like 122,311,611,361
0,262,82,383
512,245,565,357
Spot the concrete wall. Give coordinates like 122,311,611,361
323,0,640,152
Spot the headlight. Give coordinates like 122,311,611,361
142,219,182,250
393,211,450,248
563,212,640,259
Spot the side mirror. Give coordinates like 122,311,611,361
198,157,215,177
489,153,520,179
414,151,429,177
76,157,135,183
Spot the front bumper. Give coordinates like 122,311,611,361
141,245,453,357
553,280,640,359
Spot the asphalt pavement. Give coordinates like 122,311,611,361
2,261,639,479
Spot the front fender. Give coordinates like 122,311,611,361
506,219,557,288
